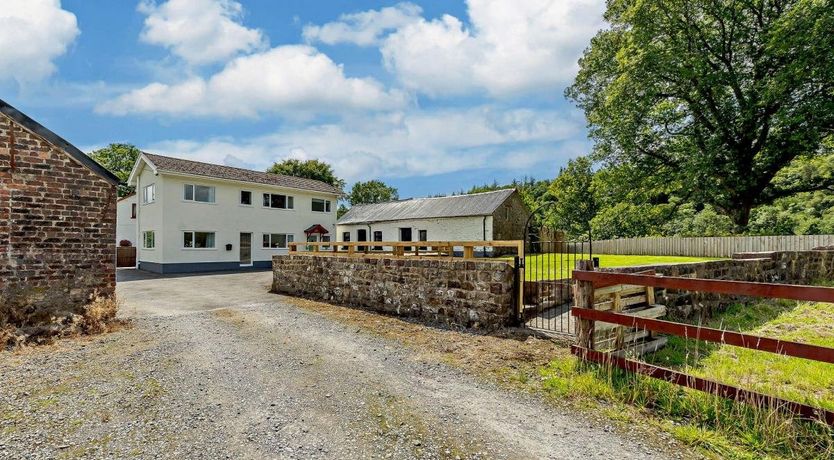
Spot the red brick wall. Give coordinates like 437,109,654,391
0,112,116,323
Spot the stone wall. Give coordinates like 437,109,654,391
604,250,834,318
273,254,516,329
0,112,117,333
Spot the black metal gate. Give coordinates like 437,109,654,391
517,210,590,336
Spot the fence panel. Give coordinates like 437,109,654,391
578,235,834,257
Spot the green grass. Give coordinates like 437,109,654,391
540,298,834,459
506,253,720,280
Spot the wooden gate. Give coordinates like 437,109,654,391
116,246,136,267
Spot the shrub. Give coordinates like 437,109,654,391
119,239,133,247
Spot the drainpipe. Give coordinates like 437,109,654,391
482,215,488,257
134,173,140,269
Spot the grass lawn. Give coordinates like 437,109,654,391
509,253,720,280
538,298,834,459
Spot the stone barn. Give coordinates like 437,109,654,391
0,99,120,338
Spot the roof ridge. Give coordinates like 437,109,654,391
142,152,341,193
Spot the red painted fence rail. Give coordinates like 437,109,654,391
571,269,834,425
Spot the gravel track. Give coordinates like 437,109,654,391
0,270,677,459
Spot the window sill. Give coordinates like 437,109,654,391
181,200,217,205
261,207,296,211
181,248,218,251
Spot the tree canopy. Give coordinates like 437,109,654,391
348,180,399,205
266,159,346,191
567,0,834,231
88,143,141,197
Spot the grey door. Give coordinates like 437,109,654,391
240,233,252,265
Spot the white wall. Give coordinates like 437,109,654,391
158,173,337,265
116,195,137,245
136,165,164,264
336,216,493,247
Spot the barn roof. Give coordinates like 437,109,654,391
0,98,120,185
338,189,516,225
139,153,342,196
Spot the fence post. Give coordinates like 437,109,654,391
575,259,595,349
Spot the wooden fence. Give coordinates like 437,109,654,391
571,268,834,424
116,246,136,268
574,235,834,258
289,240,524,259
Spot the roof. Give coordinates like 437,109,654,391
338,189,517,225
304,224,330,234
139,153,342,195
0,98,120,185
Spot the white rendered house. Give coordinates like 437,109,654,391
127,153,340,273
116,193,137,246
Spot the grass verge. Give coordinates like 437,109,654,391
540,298,834,459
503,253,720,280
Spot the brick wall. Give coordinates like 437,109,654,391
0,112,116,329
273,254,516,329
491,191,529,256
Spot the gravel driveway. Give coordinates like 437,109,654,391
0,269,677,459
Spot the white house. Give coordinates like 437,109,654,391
116,193,137,246
126,153,340,273
336,189,529,254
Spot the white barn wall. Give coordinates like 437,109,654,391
337,215,494,247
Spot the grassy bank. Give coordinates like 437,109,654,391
539,299,834,459
510,253,720,280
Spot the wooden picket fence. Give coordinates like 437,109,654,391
574,235,834,258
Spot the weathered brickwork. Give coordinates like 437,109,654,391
605,250,834,318
273,255,516,329
0,112,116,328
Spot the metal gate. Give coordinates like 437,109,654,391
517,209,590,336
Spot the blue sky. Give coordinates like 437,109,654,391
0,0,605,198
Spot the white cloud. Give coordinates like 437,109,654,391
302,3,423,46
140,106,584,182
97,45,407,117
0,0,79,84
306,0,605,97
138,0,266,65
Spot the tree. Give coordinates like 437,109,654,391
348,180,399,205
88,143,141,197
267,159,345,191
547,157,599,241
567,0,834,231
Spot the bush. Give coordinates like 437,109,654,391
119,239,133,247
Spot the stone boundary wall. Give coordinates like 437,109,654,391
604,250,834,318
272,254,515,329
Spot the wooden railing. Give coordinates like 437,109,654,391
571,266,834,425
289,240,524,259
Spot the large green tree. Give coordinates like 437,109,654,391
348,180,399,205
567,0,834,230
88,143,141,197
267,159,346,191
548,157,599,240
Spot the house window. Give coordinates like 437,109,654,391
321,235,331,250
312,198,331,213
262,193,294,209
131,203,137,219
418,230,427,241
373,231,383,251
142,231,155,249
183,231,215,249
342,232,351,242
263,233,293,249
184,184,215,203
142,183,155,204
240,190,252,205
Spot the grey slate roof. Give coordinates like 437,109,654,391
142,153,342,195
0,98,120,185
338,189,516,225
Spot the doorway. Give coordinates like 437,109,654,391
240,232,252,266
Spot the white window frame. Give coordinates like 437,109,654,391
183,184,216,203
182,231,216,250
240,190,253,206
262,193,294,210
262,233,294,249
311,198,331,213
142,231,155,249
142,183,155,204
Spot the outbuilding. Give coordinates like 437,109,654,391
336,189,529,255
0,98,119,315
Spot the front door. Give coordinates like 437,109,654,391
240,232,252,266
